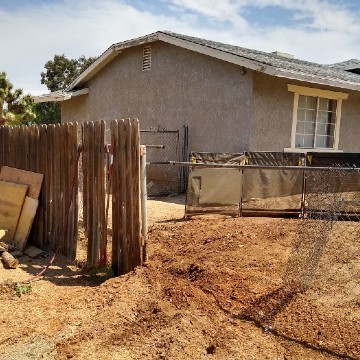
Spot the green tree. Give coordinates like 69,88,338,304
35,54,96,124
33,102,61,125
40,54,97,92
0,72,35,125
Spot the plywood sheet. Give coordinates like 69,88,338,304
0,166,43,199
0,181,28,242
13,196,39,251
0,229,7,240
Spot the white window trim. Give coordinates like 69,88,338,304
287,84,348,151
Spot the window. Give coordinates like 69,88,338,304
288,85,348,150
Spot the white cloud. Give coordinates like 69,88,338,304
0,0,359,94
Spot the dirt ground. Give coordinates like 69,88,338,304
0,196,359,360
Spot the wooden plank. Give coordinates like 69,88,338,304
87,122,95,266
47,125,55,247
13,196,39,250
111,120,120,275
99,121,106,265
54,124,61,250
69,123,79,261
125,120,133,271
0,180,28,242
0,166,44,199
132,119,141,267
119,120,128,274
82,122,88,234
38,125,48,248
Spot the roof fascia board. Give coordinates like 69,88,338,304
33,88,89,103
274,68,360,92
66,48,122,90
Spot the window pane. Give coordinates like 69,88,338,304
316,135,334,148
318,110,336,125
295,133,314,148
298,95,317,110
296,121,304,134
304,121,315,134
319,98,336,112
317,123,335,137
298,108,316,123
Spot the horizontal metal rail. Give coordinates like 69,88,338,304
143,145,165,149
167,161,360,172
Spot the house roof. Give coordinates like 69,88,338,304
328,59,360,72
33,31,360,103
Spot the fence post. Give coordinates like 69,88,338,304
140,145,148,262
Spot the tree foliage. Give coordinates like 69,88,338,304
40,54,97,92
0,72,35,125
35,54,96,124
33,102,61,125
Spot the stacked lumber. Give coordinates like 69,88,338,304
0,166,43,268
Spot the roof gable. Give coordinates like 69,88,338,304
64,31,360,93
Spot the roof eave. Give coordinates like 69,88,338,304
33,88,89,103
274,68,360,92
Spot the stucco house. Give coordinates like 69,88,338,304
34,31,360,154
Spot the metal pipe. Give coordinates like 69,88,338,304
140,145,148,262
169,161,360,172
142,145,165,149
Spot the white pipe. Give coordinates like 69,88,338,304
140,145,148,262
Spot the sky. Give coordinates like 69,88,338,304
0,0,359,95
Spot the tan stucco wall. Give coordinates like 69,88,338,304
62,41,253,153
61,95,89,124
249,73,294,151
250,72,360,152
339,89,360,152
62,42,360,153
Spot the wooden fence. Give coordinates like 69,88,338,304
0,123,79,260
0,119,142,275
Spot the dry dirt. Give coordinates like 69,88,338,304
0,195,359,360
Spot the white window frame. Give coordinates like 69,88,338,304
287,84,348,151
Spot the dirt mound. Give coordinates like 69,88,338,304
0,215,359,359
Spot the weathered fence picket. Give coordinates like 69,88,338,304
82,120,106,268
111,119,141,275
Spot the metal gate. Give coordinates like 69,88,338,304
140,126,188,196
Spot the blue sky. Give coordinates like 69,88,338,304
0,0,359,94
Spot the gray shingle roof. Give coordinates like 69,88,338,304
328,59,360,71
62,30,360,93
160,31,360,87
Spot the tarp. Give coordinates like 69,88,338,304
186,152,244,215
242,152,304,211
185,151,359,217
